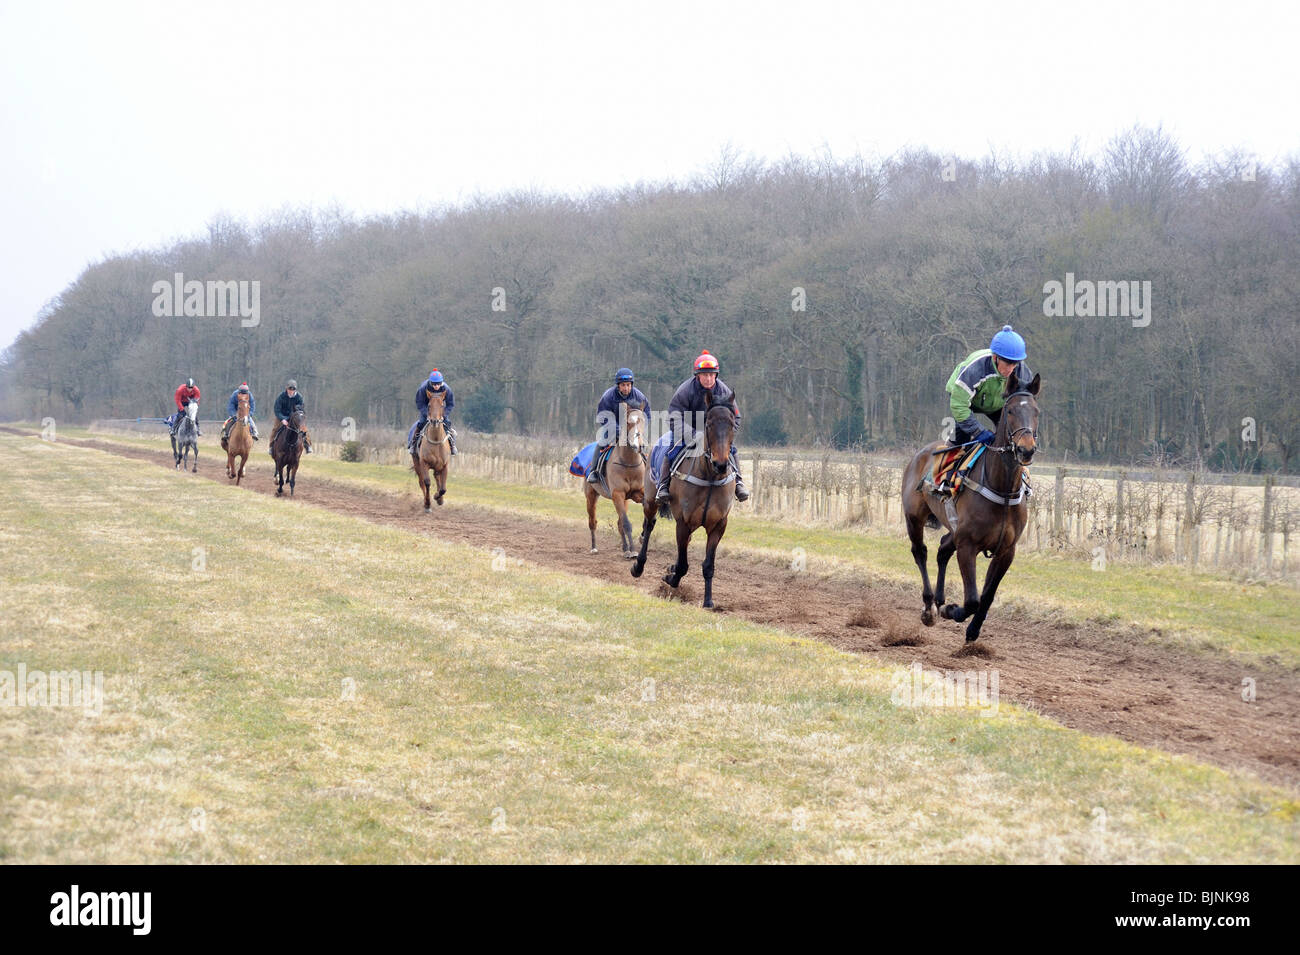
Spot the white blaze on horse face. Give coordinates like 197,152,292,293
186,402,198,422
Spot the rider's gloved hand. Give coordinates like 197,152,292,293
975,429,995,445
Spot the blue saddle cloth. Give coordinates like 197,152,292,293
650,431,675,483
569,441,597,477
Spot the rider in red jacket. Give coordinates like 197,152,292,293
170,378,201,436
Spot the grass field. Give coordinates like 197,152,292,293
69,426,1300,668
1,431,1297,863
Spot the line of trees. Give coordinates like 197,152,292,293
3,126,1297,470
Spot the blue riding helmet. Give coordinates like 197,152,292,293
427,370,445,387
990,325,1027,361
615,368,634,383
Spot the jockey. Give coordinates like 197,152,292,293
221,383,259,442
408,370,457,456
270,379,311,453
168,378,201,436
946,325,1033,446
655,350,749,507
588,367,651,484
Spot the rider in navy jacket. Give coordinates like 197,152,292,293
588,367,650,483
409,370,457,455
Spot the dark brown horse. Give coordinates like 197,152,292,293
585,402,648,557
631,393,737,609
270,407,306,496
900,371,1040,643
412,391,449,510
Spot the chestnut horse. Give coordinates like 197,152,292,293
900,371,1041,643
412,391,449,510
585,402,648,557
271,407,307,496
225,393,252,485
631,392,737,609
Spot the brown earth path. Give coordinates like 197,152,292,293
14,428,1300,790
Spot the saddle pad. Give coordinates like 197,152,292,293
569,441,597,477
933,444,984,488
649,431,673,483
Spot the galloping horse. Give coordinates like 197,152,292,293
900,370,1041,643
270,407,307,496
225,392,253,485
585,402,648,557
173,400,199,472
411,391,449,510
631,392,738,609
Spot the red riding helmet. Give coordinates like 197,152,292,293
693,351,719,374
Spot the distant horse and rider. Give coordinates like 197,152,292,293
224,392,253,485
585,400,649,558
411,389,450,510
172,399,199,472
270,406,308,496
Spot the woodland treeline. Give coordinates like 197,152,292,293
2,126,1297,470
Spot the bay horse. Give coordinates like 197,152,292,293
585,402,648,557
173,400,199,472
271,407,307,496
900,371,1041,643
411,391,449,510
226,393,252,485
631,392,737,609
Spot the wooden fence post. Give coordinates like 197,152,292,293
1261,475,1274,570
1053,467,1065,539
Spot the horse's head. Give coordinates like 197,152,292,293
703,391,736,477
624,402,646,452
186,401,199,422
427,390,446,420
236,393,249,418
290,408,306,430
1001,372,1041,466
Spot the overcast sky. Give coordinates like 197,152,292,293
2,0,1297,350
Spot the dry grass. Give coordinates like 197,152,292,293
2,432,1297,863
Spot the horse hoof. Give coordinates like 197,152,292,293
591,547,598,554
630,563,644,578
623,552,635,560
965,632,980,644
921,610,934,627
703,599,714,609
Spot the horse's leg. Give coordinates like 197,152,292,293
227,450,235,480
191,442,197,472
237,453,246,486
434,460,447,504
933,531,956,615
585,484,599,553
940,541,980,623
700,516,728,609
630,498,656,578
289,458,297,496
663,518,691,588
612,489,634,558
965,544,1017,643
905,512,935,626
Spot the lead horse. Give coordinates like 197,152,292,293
585,402,648,557
900,370,1040,643
631,392,737,609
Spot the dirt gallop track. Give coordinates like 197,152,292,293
32,431,1300,790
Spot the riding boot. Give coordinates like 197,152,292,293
656,472,672,518
250,419,260,441
446,421,457,455
587,445,606,484
730,449,750,502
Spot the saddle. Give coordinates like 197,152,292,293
930,444,984,494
